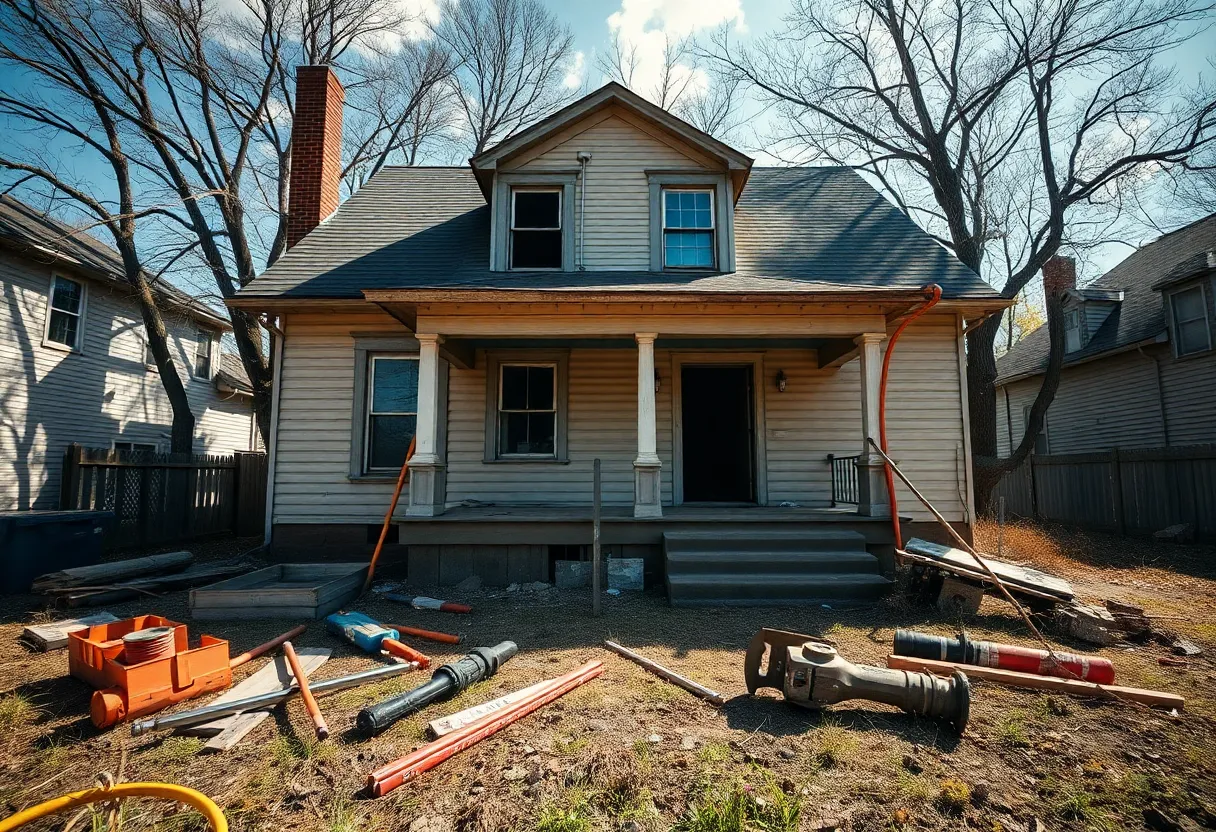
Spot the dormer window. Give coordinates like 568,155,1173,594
1170,284,1211,357
510,189,562,270
662,189,715,269
1064,308,1082,352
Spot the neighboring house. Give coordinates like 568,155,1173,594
232,73,1007,599
0,195,259,511
995,215,1216,457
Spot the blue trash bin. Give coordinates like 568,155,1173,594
0,510,113,593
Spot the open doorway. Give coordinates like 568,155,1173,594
680,365,755,502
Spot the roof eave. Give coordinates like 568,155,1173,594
995,333,1165,386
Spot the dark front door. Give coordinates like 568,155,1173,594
681,365,755,502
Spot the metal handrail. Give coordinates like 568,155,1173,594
827,453,861,507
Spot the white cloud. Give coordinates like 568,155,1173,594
564,51,587,90
604,0,745,104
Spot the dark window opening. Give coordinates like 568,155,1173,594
681,365,755,502
498,364,556,456
511,190,562,269
365,356,419,472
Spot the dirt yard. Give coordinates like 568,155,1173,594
1,522,1214,832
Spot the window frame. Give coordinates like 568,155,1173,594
496,362,559,459
192,328,213,379
348,336,428,482
143,334,158,369
509,187,564,271
1063,307,1082,352
362,353,421,475
492,172,576,272
1169,283,1212,358
1022,404,1050,455
42,273,87,353
660,187,716,270
646,172,733,273
113,440,157,454
483,350,569,463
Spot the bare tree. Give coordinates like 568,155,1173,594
432,0,576,155
704,0,1216,511
0,0,198,452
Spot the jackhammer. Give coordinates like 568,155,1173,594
357,641,517,734
744,628,971,734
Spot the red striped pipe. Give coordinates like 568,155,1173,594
894,630,1114,684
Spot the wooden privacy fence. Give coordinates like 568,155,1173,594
991,444,1216,540
60,444,268,550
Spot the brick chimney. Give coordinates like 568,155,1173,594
1042,255,1076,297
287,66,344,249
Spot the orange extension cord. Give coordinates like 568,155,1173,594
363,435,416,593
878,284,942,550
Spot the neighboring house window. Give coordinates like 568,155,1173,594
364,355,419,473
510,189,562,269
1023,405,1049,455
1064,308,1082,352
114,441,156,453
497,364,556,457
662,189,714,269
1170,285,1211,357
193,329,212,378
144,337,157,367
44,275,85,350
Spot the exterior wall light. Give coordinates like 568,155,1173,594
654,369,661,392
776,369,788,392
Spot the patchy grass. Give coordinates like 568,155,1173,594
675,778,801,832
535,802,592,832
807,718,858,769
0,692,37,731
551,732,589,756
935,778,971,814
136,736,203,767
996,710,1031,749
323,794,363,832
269,733,337,768
697,741,731,767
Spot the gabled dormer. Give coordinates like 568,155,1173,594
469,83,753,274
1061,287,1124,353
1153,249,1216,358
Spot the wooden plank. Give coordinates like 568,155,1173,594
193,649,331,751
903,539,1073,600
60,564,249,608
427,681,551,737
886,655,1184,710
21,612,119,651
32,551,193,592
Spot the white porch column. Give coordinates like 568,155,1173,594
407,333,446,517
855,332,891,518
633,332,662,518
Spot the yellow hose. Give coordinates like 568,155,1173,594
0,783,226,832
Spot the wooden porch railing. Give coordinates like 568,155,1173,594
827,453,861,507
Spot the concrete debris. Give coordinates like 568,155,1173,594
1153,523,1194,544
646,734,662,744
606,588,621,596
607,558,644,591
502,766,528,782
1105,599,1152,634
505,583,519,592
680,735,699,750
454,575,482,592
937,576,984,615
554,561,593,589
1052,601,1118,646
777,747,797,760
1173,638,1202,657
524,581,552,592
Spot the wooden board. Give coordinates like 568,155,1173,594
886,655,1184,710
60,565,249,608
21,612,119,651
189,563,367,620
903,539,1074,601
176,648,331,751
427,681,550,737
32,551,193,592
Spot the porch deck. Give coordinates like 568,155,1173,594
400,504,866,523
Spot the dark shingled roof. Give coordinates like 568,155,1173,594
216,352,253,393
238,166,999,300
996,213,1216,384
0,194,229,328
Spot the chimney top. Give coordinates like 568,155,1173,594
1042,255,1076,298
286,65,345,249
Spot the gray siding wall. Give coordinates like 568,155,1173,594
1,250,255,510
1156,343,1216,445
506,113,714,271
269,311,970,526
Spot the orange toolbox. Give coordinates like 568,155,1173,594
68,615,231,729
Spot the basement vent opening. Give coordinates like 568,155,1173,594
367,524,399,545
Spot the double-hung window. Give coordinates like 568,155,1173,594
1171,285,1211,357
364,356,419,473
497,364,556,458
143,334,157,367
1064,308,1082,352
193,329,212,379
45,275,85,350
115,441,156,454
510,189,562,269
662,189,715,268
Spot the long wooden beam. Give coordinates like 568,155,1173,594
886,655,1184,710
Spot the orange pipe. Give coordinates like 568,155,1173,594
229,624,306,669
364,435,416,593
381,638,432,669
386,625,462,645
283,641,328,740
368,661,603,795
878,284,943,550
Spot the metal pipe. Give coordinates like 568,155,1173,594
604,640,726,705
130,662,415,737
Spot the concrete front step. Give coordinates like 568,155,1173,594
663,529,870,553
667,572,893,606
665,549,884,575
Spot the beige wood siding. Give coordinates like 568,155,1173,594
996,348,1168,457
269,311,970,525
506,114,714,270
1,251,255,511
1157,345,1216,446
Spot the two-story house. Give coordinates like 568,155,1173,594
995,214,1216,457
1,195,259,512
231,71,1007,603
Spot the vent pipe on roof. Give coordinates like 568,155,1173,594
286,66,345,249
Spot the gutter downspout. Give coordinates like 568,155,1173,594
263,317,285,548
577,151,591,271
1138,345,1170,446
1004,386,1014,454
879,284,943,550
